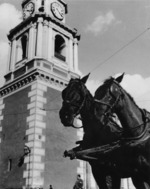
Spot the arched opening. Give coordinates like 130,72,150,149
54,35,66,62
21,35,28,59
16,33,28,63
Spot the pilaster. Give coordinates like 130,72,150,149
23,81,48,188
43,20,49,59
28,23,36,60
10,39,17,72
0,99,4,144
47,24,53,61
7,42,11,72
69,38,73,70
36,17,44,57
73,38,79,72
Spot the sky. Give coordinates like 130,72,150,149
0,0,150,110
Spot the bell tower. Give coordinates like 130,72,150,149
6,0,80,80
0,0,82,189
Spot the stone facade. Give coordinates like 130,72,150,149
0,85,31,188
0,72,85,189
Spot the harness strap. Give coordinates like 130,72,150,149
94,92,121,118
95,98,150,140
121,109,150,141
64,95,86,129
94,96,150,141
94,99,111,107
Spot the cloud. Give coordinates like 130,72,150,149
87,74,150,98
85,11,119,36
86,79,101,95
0,3,22,87
119,74,150,99
85,73,150,111
120,74,150,110
113,73,150,111
0,3,22,39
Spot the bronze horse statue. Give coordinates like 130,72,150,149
59,75,145,189
94,73,150,188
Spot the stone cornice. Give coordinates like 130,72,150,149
7,14,80,41
0,69,69,97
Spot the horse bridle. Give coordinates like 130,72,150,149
94,82,122,120
94,81,150,139
63,84,86,129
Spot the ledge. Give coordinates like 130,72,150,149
0,69,71,97
8,14,80,41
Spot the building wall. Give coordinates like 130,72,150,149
0,78,81,189
0,86,31,189
43,86,79,189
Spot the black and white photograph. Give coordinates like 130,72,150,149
0,0,150,188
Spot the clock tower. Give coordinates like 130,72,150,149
0,0,84,189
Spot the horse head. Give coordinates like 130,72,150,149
60,73,122,146
94,73,124,125
59,74,90,128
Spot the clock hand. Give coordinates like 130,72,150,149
56,7,63,17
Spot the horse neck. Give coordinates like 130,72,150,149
80,93,121,146
80,93,94,123
79,93,101,148
80,93,104,136
115,91,143,136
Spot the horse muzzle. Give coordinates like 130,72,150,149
59,109,74,127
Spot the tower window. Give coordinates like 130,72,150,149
54,35,66,62
42,0,44,6
16,33,28,63
21,35,28,59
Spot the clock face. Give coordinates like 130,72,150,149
51,2,65,21
23,2,35,19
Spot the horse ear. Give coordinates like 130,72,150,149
81,73,90,84
115,73,125,83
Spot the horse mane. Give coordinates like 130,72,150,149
103,77,114,85
94,77,114,97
